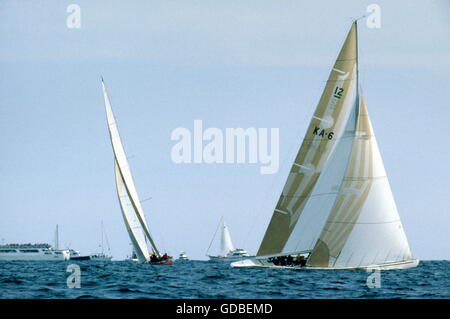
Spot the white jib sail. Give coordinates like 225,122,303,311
221,222,235,256
307,98,413,268
102,80,160,262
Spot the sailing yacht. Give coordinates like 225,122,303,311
91,222,113,261
207,218,253,261
232,21,418,270
69,222,112,261
101,78,172,265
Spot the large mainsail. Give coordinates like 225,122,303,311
258,23,358,256
101,79,160,263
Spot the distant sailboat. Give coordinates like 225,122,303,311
101,79,172,265
207,218,253,261
88,222,113,261
69,223,112,261
232,21,418,270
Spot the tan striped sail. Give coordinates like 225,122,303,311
307,97,413,268
258,23,358,256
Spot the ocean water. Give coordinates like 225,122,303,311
0,260,448,299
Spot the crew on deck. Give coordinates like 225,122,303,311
268,254,307,267
149,252,171,263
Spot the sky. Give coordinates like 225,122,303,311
0,1,449,261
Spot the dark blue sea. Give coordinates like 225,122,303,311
0,260,448,299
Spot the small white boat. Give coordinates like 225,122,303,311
178,251,189,260
209,248,252,261
70,251,112,261
207,218,254,261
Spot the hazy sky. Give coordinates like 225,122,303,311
0,1,448,260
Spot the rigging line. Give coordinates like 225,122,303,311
243,90,320,249
355,19,360,97
100,221,104,254
142,204,166,254
102,222,111,253
140,197,152,203
206,216,223,256
351,15,367,22
158,229,167,255
242,120,305,250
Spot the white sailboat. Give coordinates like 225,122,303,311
207,218,253,261
54,224,72,258
69,222,112,261
232,21,418,270
101,78,172,265
88,222,113,261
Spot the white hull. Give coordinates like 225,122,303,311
231,258,419,270
209,255,254,262
90,257,112,261
178,252,189,261
90,254,112,261
0,250,70,261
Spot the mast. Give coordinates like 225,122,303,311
103,222,111,255
205,216,223,256
101,221,104,255
54,225,59,250
355,19,359,95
